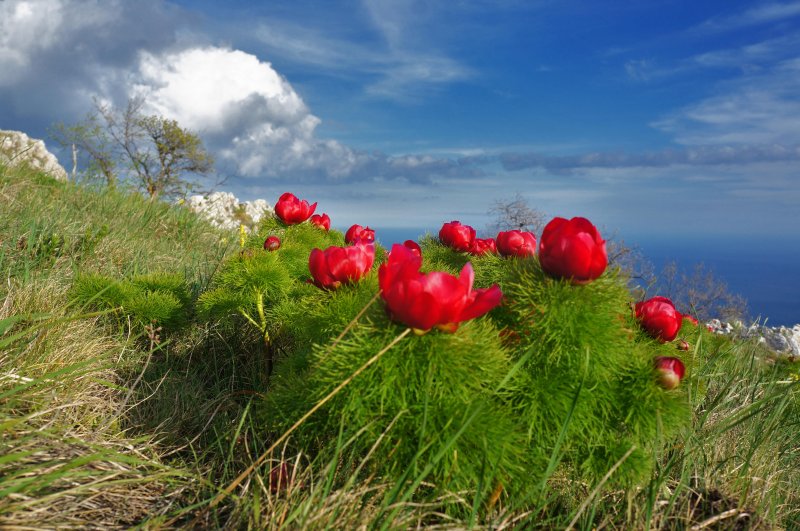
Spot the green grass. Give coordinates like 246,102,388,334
2,162,799,529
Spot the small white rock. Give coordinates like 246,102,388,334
183,191,274,231
0,130,68,181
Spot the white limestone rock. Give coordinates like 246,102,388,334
788,325,800,357
243,199,272,226
706,319,731,334
708,319,800,359
0,130,68,181
184,192,274,230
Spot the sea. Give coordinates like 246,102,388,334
366,227,800,327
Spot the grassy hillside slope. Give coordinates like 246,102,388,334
2,163,800,529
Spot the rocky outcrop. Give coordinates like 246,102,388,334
185,191,273,230
0,130,68,181
707,319,800,360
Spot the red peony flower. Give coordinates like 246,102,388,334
309,240,375,289
345,224,375,244
683,314,699,326
263,236,281,251
439,220,476,252
310,213,331,231
469,237,497,256
635,296,683,342
654,356,686,390
275,192,317,225
496,230,537,258
378,244,502,333
403,239,422,259
538,217,607,284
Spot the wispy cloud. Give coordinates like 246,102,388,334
252,21,387,75
623,59,680,82
251,1,473,101
624,31,800,83
359,0,476,98
499,144,800,173
363,56,473,100
691,33,800,68
652,57,800,145
695,1,800,33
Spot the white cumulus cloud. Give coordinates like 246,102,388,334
133,46,349,179
135,47,309,134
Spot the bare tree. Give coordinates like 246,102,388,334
652,261,748,322
604,233,656,292
486,193,547,235
52,97,216,199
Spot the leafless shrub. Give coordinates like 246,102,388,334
653,261,748,321
485,193,547,236
604,231,656,293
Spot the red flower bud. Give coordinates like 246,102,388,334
539,217,607,284
677,339,689,351
345,224,375,244
263,235,281,251
469,237,497,256
379,244,502,333
269,462,294,494
635,296,683,342
654,356,686,390
496,230,537,258
683,314,699,326
309,240,375,289
439,220,476,252
275,192,317,225
310,213,331,231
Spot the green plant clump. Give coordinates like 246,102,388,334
498,257,691,490
254,234,692,512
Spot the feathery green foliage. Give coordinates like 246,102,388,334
70,271,192,330
498,256,690,490
265,280,524,500
196,214,350,372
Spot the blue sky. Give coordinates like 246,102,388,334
1,0,799,239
